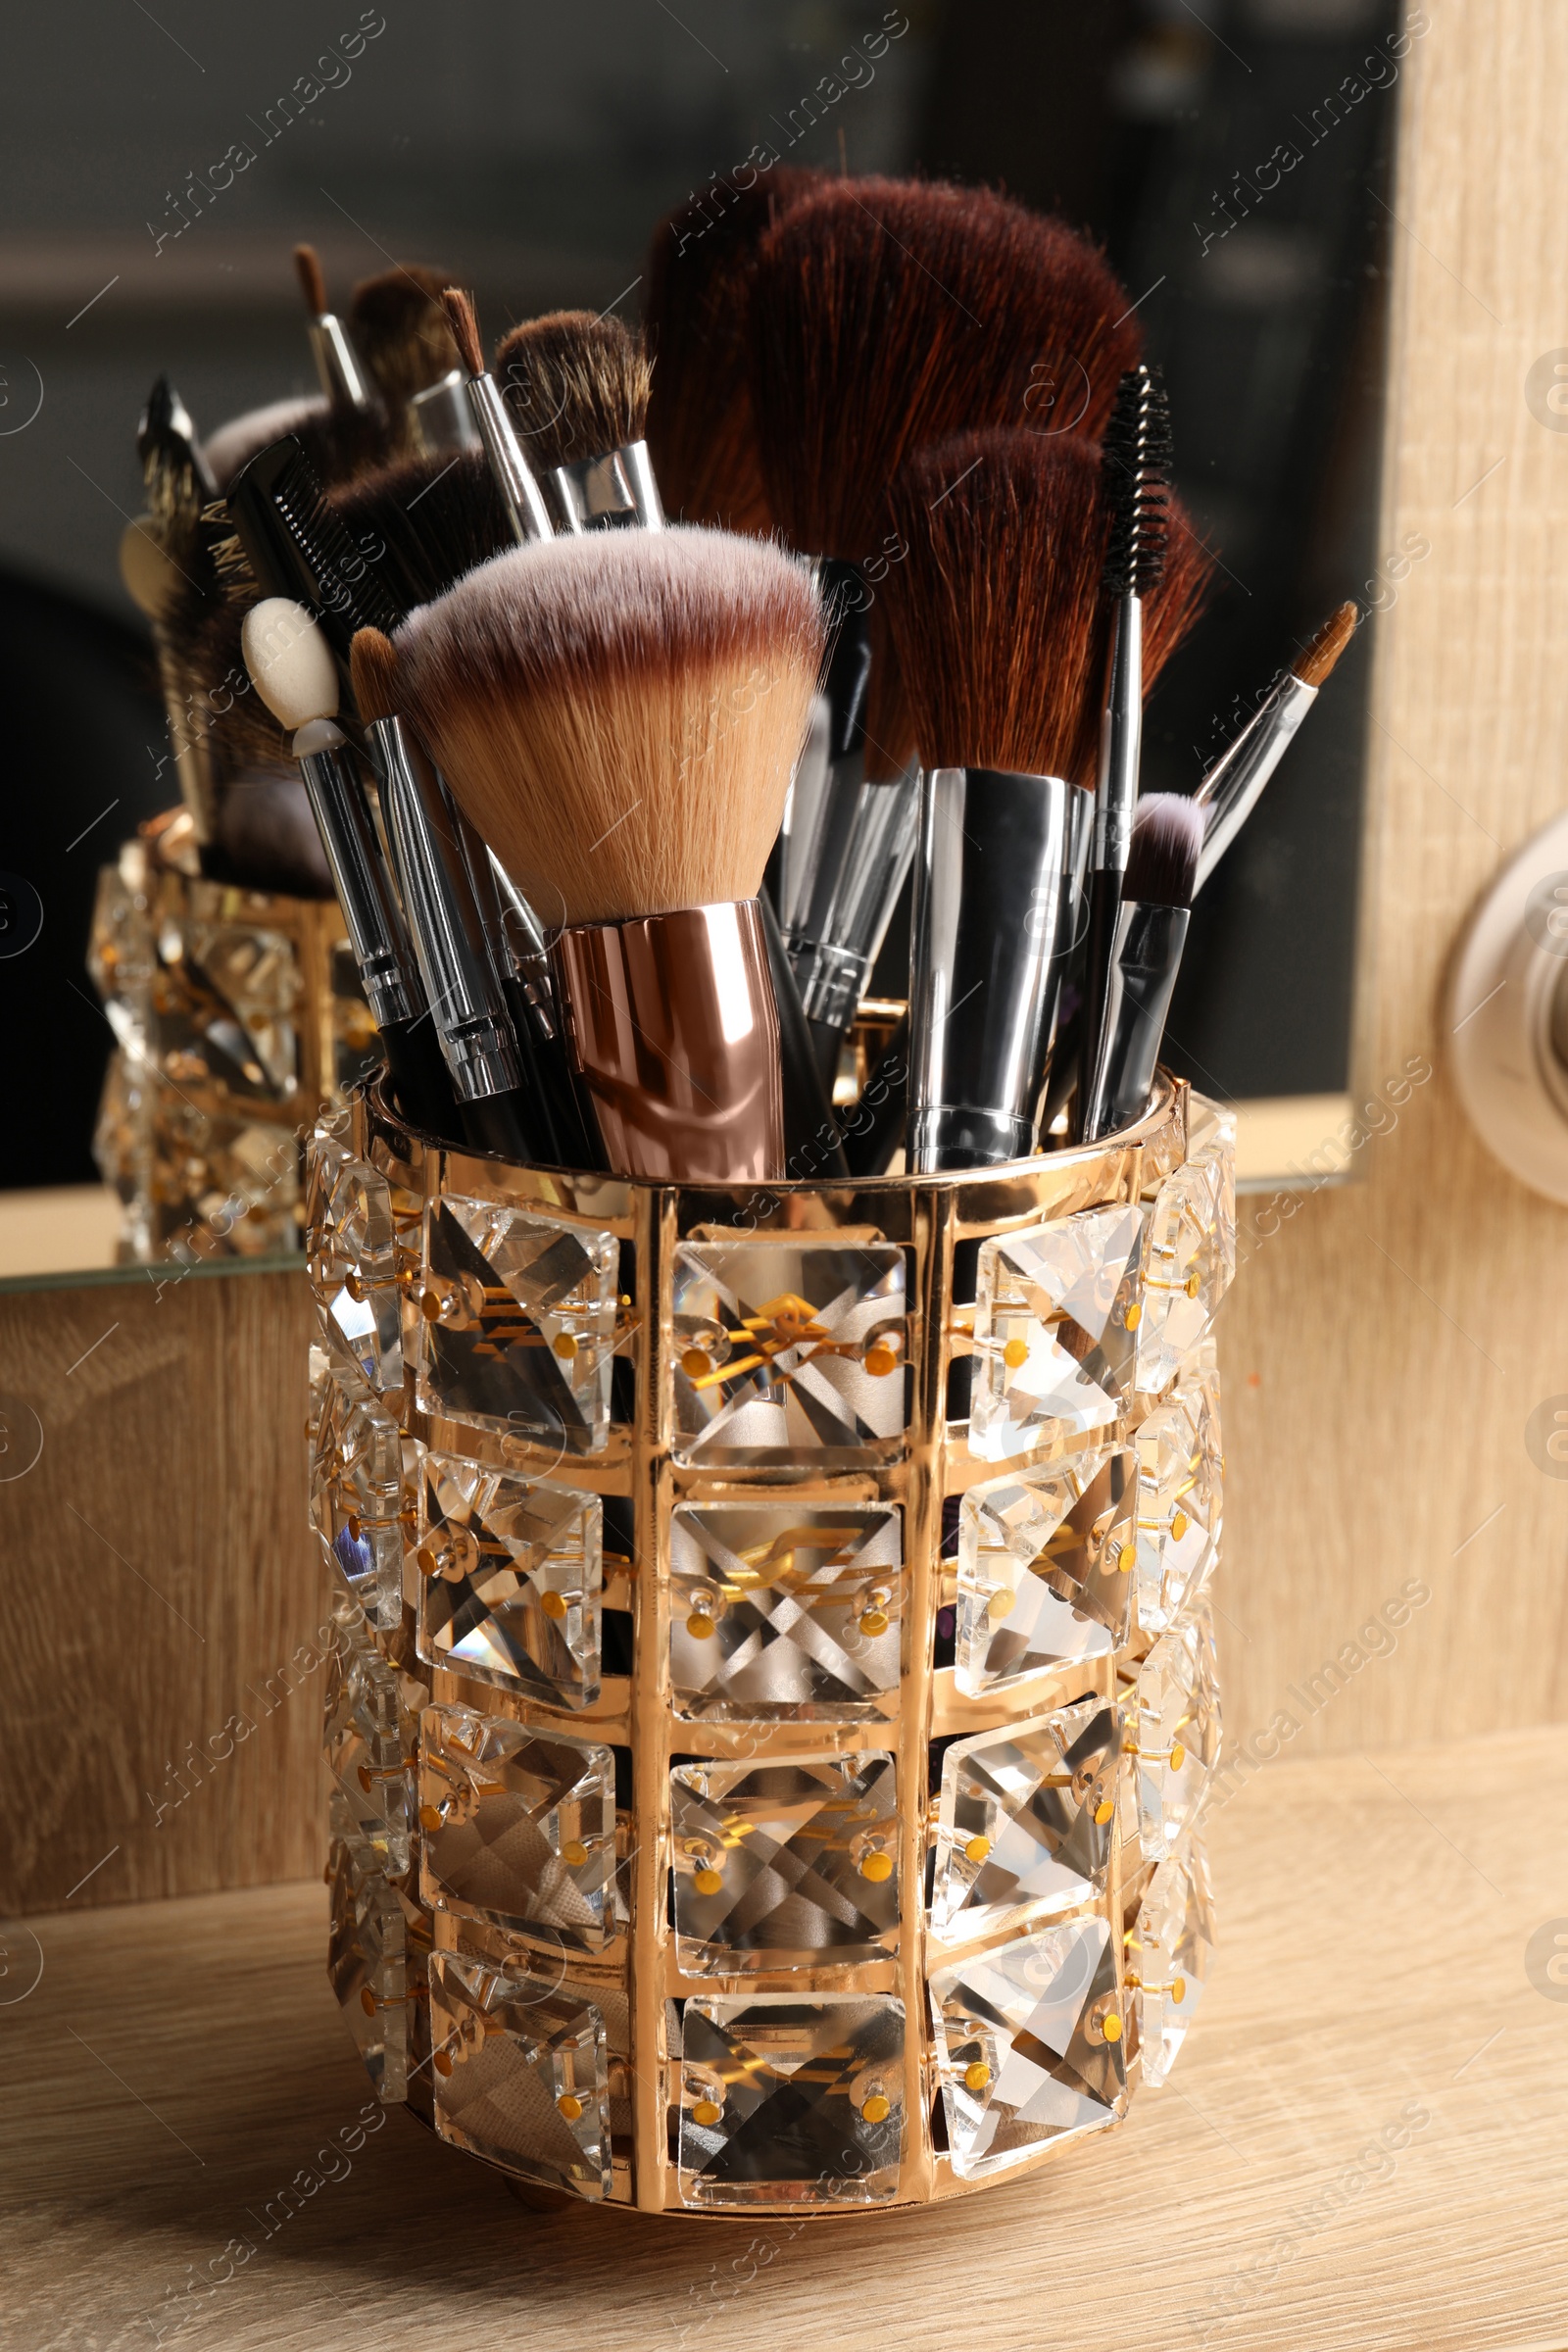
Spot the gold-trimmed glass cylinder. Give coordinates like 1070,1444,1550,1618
306,1064,1234,2214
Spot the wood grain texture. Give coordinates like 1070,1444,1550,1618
1215,0,1568,1759
3,1725,1564,2352
0,1270,330,1916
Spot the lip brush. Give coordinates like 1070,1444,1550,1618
440,287,555,545
1194,601,1359,892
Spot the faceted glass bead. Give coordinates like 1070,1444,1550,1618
322,1593,415,1873
1136,1595,1221,1862
416,1452,601,1707
669,1502,904,1723
309,1341,407,1633
1136,1129,1236,1395
671,1239,907,1467
1132,1365,1222,1639
930,1699,1125,1943
416,1195,619,1455
956,1446,1137,1694
970,1204,1147,1459
928,1918,1127,2178
326,1798,409,2103
419,1704,618,1951
430,1952,611,2200
677,1995,906,2207
1132,1833,1217,2088
670,1753,899,1974
306,1122,405,1394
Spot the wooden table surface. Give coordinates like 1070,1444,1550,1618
5,1724,1567,2352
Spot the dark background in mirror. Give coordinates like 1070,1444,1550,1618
0,0,1398,1193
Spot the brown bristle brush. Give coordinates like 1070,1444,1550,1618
348,265,464,424
328,450,511,607
878,430,1157,1171
493,311,661,530
748,177,1143,564
383,528,825,1181
641,168,819,534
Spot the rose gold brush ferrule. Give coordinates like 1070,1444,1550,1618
551,900,784,1181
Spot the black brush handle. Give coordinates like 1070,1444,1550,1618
843,1011,909,1177
460,1087,544,1159
379,1015,463,1139
1074,863,1121,1144
760,894,848,1180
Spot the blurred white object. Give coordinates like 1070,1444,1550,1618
1448,807,1568,1203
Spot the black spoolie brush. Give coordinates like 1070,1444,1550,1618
1078,364,1171,1139
1080,792,1204,1144
493,311,662,532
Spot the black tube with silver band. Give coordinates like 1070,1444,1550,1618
907,765,1078,1171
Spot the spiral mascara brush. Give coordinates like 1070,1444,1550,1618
1078,364,1170,1138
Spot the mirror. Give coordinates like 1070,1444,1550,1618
0,0,1402,1287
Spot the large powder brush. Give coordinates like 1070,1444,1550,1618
385,529,825,1181
749,178,1143,561
389,527,822,924
641,169,819,534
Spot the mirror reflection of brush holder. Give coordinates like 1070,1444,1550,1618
88,839,377,1263
306,1059,1234,2214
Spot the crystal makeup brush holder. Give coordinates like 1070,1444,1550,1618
89,839,376,1263
305,1065,1234,2216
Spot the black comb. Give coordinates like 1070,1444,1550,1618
226,434,405,665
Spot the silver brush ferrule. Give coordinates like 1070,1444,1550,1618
291,722,418,1030
409,369,482,457
908,766,1078,1171
463,372,554,543
307,316,373,413
1093,593,1144,873
1194,671,1316,891
550,441,664,534
366,713,522,1102
1082,900,1191,1143
783,749,921,1034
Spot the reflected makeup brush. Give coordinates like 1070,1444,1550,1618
493,311,662,532
1081,793,1204,1144
293,242,375,414
439,287,555,545
1194,601,1359,891
388,528,824,1182
641,167,818,534
239,598,455,1134
347,264,464,451
881,430,1110,1171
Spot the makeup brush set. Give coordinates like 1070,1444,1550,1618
121,190,1356,1190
